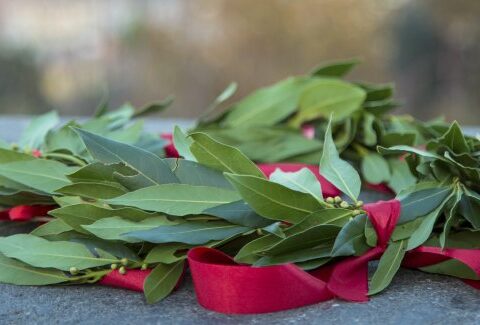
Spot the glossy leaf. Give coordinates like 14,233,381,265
74,128,178,185
290,78,366,126
320,118,361,202
0,234,118,271
123,221,250,245
107,184,240,216
225,173,324,223
144,261,185,304
331,214,368,257
83,216,176,242
0,159,75,194
368,239,407,295
361,154,390,184
269,168,323,201
223,77,309,127
189,132,264,178
311,59,359,77
0,253,70,285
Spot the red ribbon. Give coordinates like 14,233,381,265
0,205,54,221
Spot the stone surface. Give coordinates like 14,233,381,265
0,117,479,324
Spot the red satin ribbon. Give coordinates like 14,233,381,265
98,269,151,292
0,205,54,221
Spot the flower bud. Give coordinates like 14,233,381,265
141,264,148,271
119,266,127,275
326,197,334,204
334,196,342,203
110,263,118,270
69,267,78,275
120,258,128,266
356,201,364,208
352,210,361,216
340,201,349,208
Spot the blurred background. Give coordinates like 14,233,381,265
0,0,479,123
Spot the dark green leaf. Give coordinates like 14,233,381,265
225,173,324,223
320,118,361,202
107,184,240,216
189,132,264,178
144,261,184,304
123,221,250,245
368,239,407,295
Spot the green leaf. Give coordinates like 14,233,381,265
144,261,185,304
368,240,407,295
0,159,75,194
0,148,36,164
31,219,73,237
320,118,361,202
361,154,391,184
19,111,59,149
56,182,127,199
134,95,174,117
225,173,324,223
74,128,178,185
223,77,310,127
439,190,462,248
387,159,417,194
0,253,70,285
199,82,238,122
172,126,195,160
49,203,157,233
436,121,470,154
83,216,175,243
361,113,378,146
123,221,250,245
260,224,339,256
290,78,366,127
203,200,272,228
419,259,479,280
459,192,480,229
407,193,454,250
311,59,359,77
378,145,444,161
189,132,264,178
164,159,233,189
144,243,191,264
107,184,240,216
269,168,323,201
398,187,451,223
331,214,368,257
165,159,233,188
0,234,118,271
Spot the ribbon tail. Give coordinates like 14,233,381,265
326,247,383,302
188,247,333,314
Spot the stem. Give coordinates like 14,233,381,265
184,216,219,221
44,153,87,167
352,143,369,157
